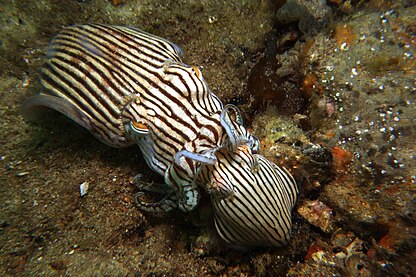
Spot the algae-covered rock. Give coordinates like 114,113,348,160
296,3,416,272
288,231,392,276
275,0,332,34
252,109,333,187
297,200,334,233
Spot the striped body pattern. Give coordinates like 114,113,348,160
41,24,197,148
198,146,298,247
23,24,298,247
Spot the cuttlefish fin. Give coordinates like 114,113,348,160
22,94,92,131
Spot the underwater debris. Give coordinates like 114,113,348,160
246,48,307,115
275,0,332,34
301,73,322,96
111,0,121,6
297,200,334,233
363,53,404,75
252,111,333,190
80,181,89,197
49,259,69,271
328,0,344,5
367,0,393,11
189,232,213,257
333,24,356,46
289,232,389,276
331,146,353,173
16,171,29,177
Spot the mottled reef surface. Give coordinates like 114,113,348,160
0,0,415,275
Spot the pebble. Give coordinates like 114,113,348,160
80,181,89,197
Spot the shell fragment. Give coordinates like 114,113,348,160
80,181,89,197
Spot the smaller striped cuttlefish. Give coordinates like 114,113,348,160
23,24,298,247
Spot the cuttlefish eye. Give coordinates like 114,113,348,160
191,66,201,78
131,121,149,134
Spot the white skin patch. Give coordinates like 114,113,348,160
186,190,198,207
147,109,156,117
136,105,147,116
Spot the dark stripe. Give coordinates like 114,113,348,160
256,161,292,235
90,24,179,64
49,37,135,101
214,203,259,244
204,149,298,246
214,196,266,244
41,24,234,201
97,24,182,62
62,25,205,142
42,63,120,141
214,153,279,241
46,45,121,119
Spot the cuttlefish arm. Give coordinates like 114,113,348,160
220,104,245,150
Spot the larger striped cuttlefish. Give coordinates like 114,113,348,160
23,24,298,247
